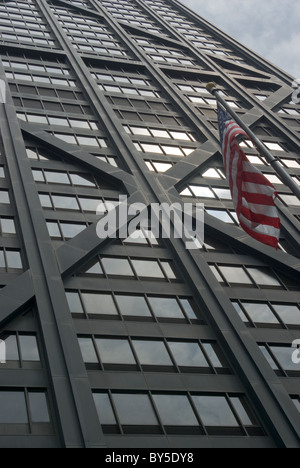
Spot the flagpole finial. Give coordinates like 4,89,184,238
206,82,217,94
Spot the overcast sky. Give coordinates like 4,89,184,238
180,0,300,78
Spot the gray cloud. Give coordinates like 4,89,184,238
180,0,300,78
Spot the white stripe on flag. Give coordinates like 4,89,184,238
241,199,279,218
242,181,276,196
239,213,280,238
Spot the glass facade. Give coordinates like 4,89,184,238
0,0,299,449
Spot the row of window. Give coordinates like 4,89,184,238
5,71,76,88
123,125,196,142
39,192,118,213
0,389,50,426
0,333,40,367
18,113,99,131
2,59,70,76
98,82,160,98
52,132,109,149
93,390,262,436
66,291,200,322
134,141,195,157
26,146,118,167
0,33,55,47
210,264,295,290
80,256,178,281
32,169,103,188
78,335,229,374
99,0,165,34
233,301,300,329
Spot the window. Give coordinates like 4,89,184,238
115,295,152,318
81,293,118,317
96,338,136,367
0,333,40,366
0,190,10,205
101,257,135,277
93,390,261,436
260,344,300,376
217,266,253,285
132,340,173,368
0,390,50,425
192,395,238,428
153,394,199,430
0,217,16,235
0,249,23,270
232,302,280,327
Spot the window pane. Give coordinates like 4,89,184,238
60,223,86,239
190,186,215,198
28,392,50,423
132,340,173,366
0,391,28,423
270,346,300,371
132,260,164,278
192,396,238,427
19,335,40,361
230,397,255,426
1,334,19,361
112,393,158,425
47,221,61,238
79,197,101,212
153,394,198,426
179,298,198,320
6,251,22,269
78,337,98,364
115,295,151,317
168,341,209,367
259,346,279,370
219,266,252,285
45,171,69,184
202,343,224,368
247,268,281,287
96,338,136,365
52,195,79,211
273,304,300,325
148,297,184,319
66,292,84,314
243,303,279,324
1,218,16,234
93,393,117,425
84,260,103,275
102,258,134,277
161,261,177,279
81,293,118,316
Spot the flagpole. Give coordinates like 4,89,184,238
206,82,300,202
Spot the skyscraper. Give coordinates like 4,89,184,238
0,0,300,448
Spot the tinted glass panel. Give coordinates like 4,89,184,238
192,396,238,427
28,392,50,423
112,393,158,425
93,393,116,425
0,391,28,423
133,340,173,366
153,394,198,426
96,338,136,365
115,295,151,317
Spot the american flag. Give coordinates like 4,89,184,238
217,104,280,249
